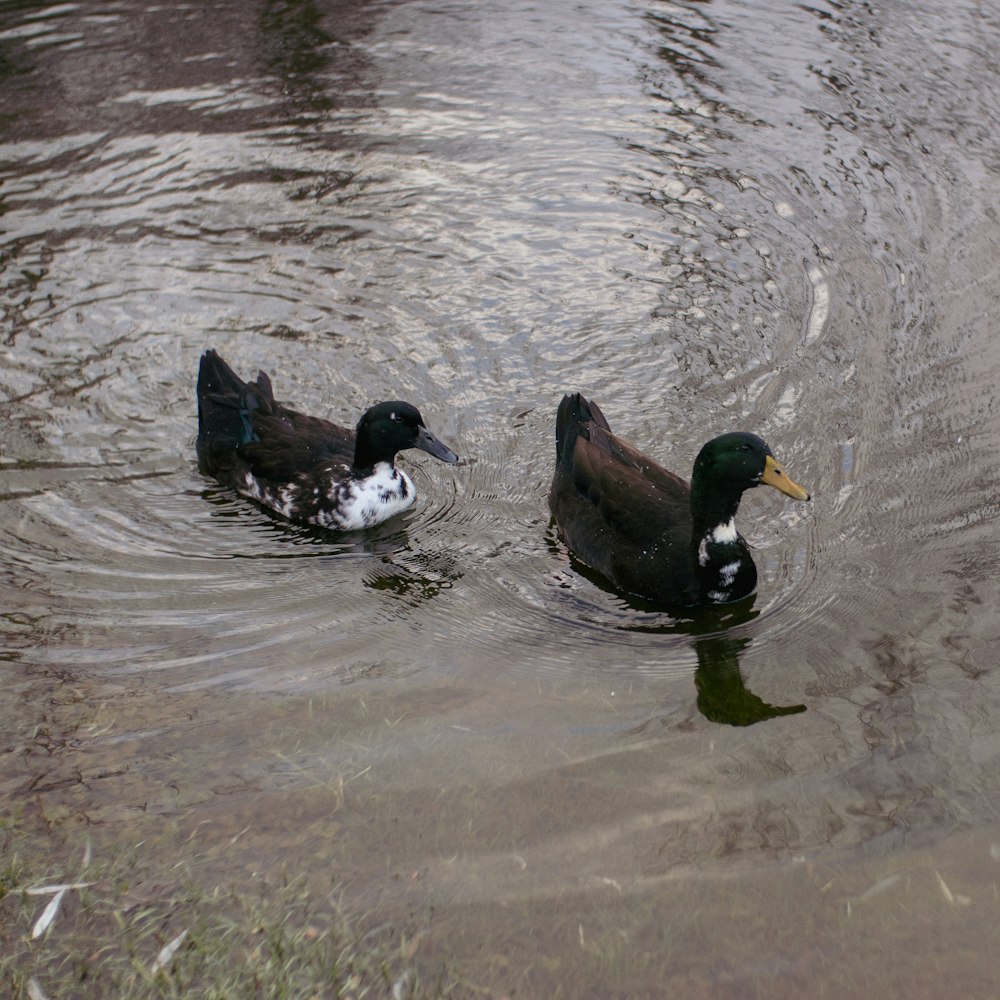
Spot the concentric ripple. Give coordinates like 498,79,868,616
3,0,1000,874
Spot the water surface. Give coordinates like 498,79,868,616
3,0,1000,995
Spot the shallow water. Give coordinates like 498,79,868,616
4,0,1000,995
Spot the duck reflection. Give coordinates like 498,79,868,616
562,552,805,727
674,598,807,727
362,550,462,608
695,633,806,724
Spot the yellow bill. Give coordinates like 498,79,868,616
761,453,811,501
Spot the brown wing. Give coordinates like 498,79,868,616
549,394,699,604
585,420,690,496
570,425,691,549
239,375,356,482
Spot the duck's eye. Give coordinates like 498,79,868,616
739,443,752,453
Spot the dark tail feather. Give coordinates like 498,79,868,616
554,392,609,464
197,350,271,474
197,349,246,441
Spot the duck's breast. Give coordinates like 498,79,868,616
325,462,416,530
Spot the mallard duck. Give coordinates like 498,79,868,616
196,349,458,530
548,393,810,607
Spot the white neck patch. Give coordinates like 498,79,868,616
711,518,738,544
698,518,740,568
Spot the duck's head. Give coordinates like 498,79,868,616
354,401,459,469
693,432,810,502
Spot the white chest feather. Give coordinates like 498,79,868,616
329,462,416,530
711,518,738,544
696,517,750,603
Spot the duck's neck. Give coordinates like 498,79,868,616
689,483,755,603
352,433,393,474
690,481,742,543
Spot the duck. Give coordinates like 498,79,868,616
196,349,458,530
548,393,810,608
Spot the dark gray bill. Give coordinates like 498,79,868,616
415,425,459,463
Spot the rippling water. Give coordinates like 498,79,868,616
4,0,1000,995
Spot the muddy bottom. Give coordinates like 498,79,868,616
7,669,1000,997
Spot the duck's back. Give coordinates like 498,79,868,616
197,349,354,489
549,393,699,605
238,406,354,485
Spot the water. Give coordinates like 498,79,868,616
4,0,1000,994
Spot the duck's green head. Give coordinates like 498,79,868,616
693,432,810,501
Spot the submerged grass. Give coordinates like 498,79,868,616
0,818,459,1000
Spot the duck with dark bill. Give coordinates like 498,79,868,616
548,393,810,608
196,350,458,531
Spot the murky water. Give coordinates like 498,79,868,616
4,0,1000,994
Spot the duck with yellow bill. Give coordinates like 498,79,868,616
548,393,811,608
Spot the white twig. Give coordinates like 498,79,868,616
27,977,50,1000
31,889,66,939
151,929,189,973
25,882,93,897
